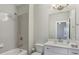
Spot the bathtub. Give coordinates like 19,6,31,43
1,48,27,55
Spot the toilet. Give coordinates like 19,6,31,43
31,44,44,55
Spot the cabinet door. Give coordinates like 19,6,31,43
69,49,79,55
44,45,68,55
76,26,79,41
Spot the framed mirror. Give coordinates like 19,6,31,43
48,4,76,42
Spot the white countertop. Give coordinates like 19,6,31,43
44,40,79,50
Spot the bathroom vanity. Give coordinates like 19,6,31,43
44,41,79,55
46,5,78,55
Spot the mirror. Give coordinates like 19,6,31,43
56,21,69,40
48,5,76,42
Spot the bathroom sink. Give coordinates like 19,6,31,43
69,43,79,48
45,40,69,48
53,40,69,45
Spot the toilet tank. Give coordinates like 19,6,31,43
35,44,44,53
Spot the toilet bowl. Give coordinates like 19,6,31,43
31,44,44,55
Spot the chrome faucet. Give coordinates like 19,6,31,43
58,38,63,42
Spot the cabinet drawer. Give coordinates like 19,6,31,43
44,45,68,54
44,52,60,55
44,51,66,55
69,49,79,55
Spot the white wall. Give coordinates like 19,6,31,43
16,4,29,16
34,5,49,44
0,5,17,14
0,4,17,53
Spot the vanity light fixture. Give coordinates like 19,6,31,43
51,4,69,10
